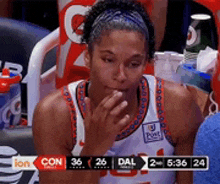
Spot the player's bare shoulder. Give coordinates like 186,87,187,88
164,80,194,109
163,80,203,144
32,89,73,155
33,89,70,124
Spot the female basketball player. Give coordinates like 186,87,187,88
33,0,203,183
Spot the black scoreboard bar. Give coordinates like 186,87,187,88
66,156,209,171
148,156,209,170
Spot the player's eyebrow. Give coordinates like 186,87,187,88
129,54,145,60
100,50,145,59
99,50,115,55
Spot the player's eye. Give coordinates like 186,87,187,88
129,61,141,68
102,57,114,63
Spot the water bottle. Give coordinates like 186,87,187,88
0,82,11,129
9,73,22,126
1,68,22,126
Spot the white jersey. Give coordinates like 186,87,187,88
62,75,176,184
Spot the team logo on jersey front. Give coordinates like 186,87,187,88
142,121,163,143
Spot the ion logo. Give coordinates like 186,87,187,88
12,156,37,170
14,159,30,168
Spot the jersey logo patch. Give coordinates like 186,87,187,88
142,121,163,143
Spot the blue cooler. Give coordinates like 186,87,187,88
176,63,212,93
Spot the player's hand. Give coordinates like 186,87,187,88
82,91,130,156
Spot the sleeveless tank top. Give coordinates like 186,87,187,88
61,75,176,184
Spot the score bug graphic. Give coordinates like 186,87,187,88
148,156,209,170
71,157,83,168
12,155,208,171
88,157,92,169
92,157,111,169
34,156,66,170
66,156,90,170
66,157,112,170
114,157,146,170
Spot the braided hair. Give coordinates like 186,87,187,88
81,0,155,61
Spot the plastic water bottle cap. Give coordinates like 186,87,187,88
0,68,21,84
10,75,21,84
0,83,10,93
2,68,10,77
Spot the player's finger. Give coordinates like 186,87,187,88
101,91,123,111
92,90,118,120
99,90,118,106
109,100,128,117
116,114,130,131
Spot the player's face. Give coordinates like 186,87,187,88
85,30,148,99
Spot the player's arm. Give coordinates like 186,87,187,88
32,90,101,184
165,82,204,184
33,89,130,184
174,89,203,184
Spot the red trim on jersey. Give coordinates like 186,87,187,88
76,76,149,141
61,86,77,145
156,78,174,146
116,77,149,141
76,81,87,119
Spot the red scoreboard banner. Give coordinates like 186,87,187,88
33,155,66,170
